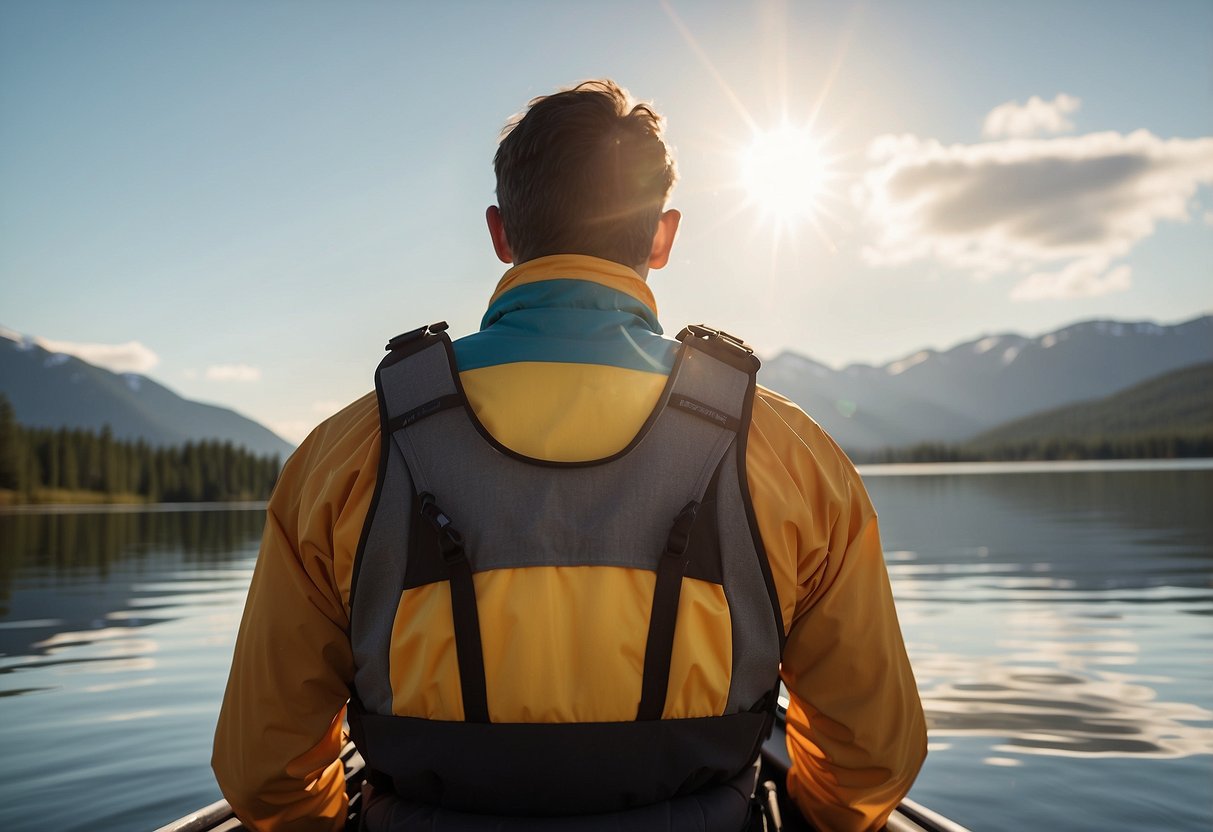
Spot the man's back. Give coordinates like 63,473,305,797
213,253,926,831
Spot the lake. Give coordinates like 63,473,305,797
0,462,1209,831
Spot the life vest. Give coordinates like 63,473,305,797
347,322,785,828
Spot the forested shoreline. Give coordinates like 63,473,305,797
850,432,1213,465
3,390,1208,504
0,396,280,504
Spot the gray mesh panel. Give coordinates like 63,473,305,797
668,348,749,417
396,408,731,574
717,447,782,712
379,345,457,417
351,444,415,714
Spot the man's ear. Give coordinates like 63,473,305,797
486,205,514,264
647,209,681,270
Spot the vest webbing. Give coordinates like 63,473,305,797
347,322,784,818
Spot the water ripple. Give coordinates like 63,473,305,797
919,660,1213,760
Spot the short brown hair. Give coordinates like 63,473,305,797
493,80,677,267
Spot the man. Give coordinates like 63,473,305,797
213,79,926,832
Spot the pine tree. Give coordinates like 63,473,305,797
185,443,204,502
60,429,79,491
21,439,40,499
0,394,19,490
99,425,117,495
46,433,61,490
84,431,102,491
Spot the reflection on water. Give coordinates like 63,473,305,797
0,467,1210,831
0,506,265,832
866,466,1213,831
913,631,1213,759
0,509,265,663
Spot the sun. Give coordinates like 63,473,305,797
739,125,834,228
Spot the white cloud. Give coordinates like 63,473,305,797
34,337,160,374
268,419,319,445
983,93,1082,139
266,401,349,445
1011,258,1132,301
205,363,262,382
1204,209,1213,228
858,128,1213,300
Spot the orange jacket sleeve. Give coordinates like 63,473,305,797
211,397,379,832
749,389,927,831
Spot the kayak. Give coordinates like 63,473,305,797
759,698,968,832
157,701,968,832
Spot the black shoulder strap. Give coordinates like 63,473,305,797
376,322,491,723
350,321,455,615
636,326,763,721
679,326,784,657
676,324,761,374
378,321,464,430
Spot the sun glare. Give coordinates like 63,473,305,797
740,126,834,228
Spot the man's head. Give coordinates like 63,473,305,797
488,80,680,274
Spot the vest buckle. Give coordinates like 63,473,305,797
419,492,467,564
386,321,449,351
663,500,700,561
676,324,761,373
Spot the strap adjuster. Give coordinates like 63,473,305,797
386,321,449,351
419,492,465,564
664,500,700,560
681,324,748,348
676,324,760,373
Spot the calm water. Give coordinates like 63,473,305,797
0,464,1210,831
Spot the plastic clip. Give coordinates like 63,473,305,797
676,324,760,373
385,321,449,351
419,492,465,563
664,500,700,560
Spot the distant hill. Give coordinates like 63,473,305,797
969,362,1213,447
6,313,1209,460
759,314,1213,451
0,332,294,460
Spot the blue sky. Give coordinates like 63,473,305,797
2,0,1211,443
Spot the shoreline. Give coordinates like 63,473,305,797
857,457,1213,476
0,499,268,515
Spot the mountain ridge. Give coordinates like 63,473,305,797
770,315,1207,373
0,332,294,460
3,313,1209,458
758,313,1212,451
970,361,1213,447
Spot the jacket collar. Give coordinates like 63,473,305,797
481,255,661,333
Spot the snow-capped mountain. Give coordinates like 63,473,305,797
759,315,1213,451
4,314,1208,458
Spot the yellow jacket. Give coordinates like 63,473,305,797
212,255,926,831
